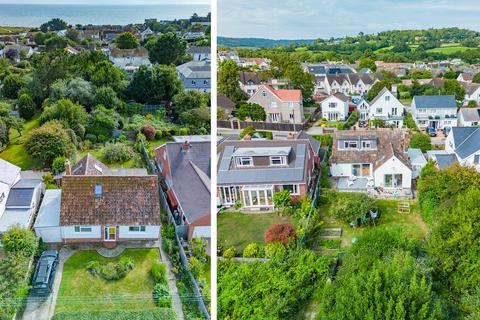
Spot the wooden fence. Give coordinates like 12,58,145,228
217,120,305,132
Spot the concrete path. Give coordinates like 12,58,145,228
158,236,185,320
22,248,75,320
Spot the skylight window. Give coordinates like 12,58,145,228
94,185,103,198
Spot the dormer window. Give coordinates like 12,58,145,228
342,141,358,149
235,157,253,167
362,141,372,149
94,184,103,198
270,156,286,166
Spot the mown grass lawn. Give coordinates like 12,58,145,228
217,211,294,253
55,249,161,314
426,46,471,54
0,114,42,169
317,198,428,248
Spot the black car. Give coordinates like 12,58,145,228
31,250,59,296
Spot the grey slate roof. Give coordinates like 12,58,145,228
297,131,321,154
164,141,211,224
217,140,312,185
451,127,480,159
187,46,211,54
435,154,458,168
413,95,456,109
408,148,427,165
177,60,211,79
459,108,480,122
0,159,20,186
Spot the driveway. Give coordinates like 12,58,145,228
22,249,74,320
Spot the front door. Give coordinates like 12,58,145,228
104,226,116,241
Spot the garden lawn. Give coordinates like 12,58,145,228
217,211,294,253
317,199,428,249
0,115,42,169
426,46,471,54
55,249,161,314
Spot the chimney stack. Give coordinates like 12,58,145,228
182,140,191,151
65,160,72,176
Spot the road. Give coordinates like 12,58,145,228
22,249,74,320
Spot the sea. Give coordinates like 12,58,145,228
0,3,210,27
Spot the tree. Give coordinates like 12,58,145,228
442,79,466,101
2,226,38,257
51,156,67,174
40,98,88,136
115,32,140,49
65,78,94,108
172,90,207,116
66,28,80,42
103,143,133,164
18,93,35,120
2,74,24,99
94,86,122,110
26,121,75,165
217,60,246,102
236,102,266,121
473,72,480,84
45,35,70,51
264,223,296,244
0,102,23,147
180,107,210,133
284,64,315,99
358,57,377,72
318,252,443,320
409,132,432,152
332,193,376,223
146,32,186,65
89,60,124,91
127,64,183,103
40,18,68,32
368,80,392,101
86,105,119,139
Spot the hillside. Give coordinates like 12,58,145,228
218,36,314,48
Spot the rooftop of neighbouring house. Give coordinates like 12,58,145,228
413,95,456,109
450,127,480,160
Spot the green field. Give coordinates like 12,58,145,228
0,26,29,35
0,114,42,170
426,46,471,54
218,211,294,253
56,249,163,314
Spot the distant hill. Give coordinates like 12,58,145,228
218,37,314,48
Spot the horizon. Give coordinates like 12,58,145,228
219,0,480,39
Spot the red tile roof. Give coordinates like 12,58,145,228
265,85,302,101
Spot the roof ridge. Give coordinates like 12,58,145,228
189,161,210,192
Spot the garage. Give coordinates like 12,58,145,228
34,189,62,243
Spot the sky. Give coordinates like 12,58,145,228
0,0,209,4
219,0,480,39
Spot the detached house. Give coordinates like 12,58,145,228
368,87,405,128
457,72,473,83
458,108,480,127
248,84,303,124
329,130,412,196
320,93,350,121
462,83,480,105
411,95,458,130
444,127,480,171
177,60,211,92
155,140,211,241
108,47,151,73
217,137,319,210
239,71,261,97
34,175,160,246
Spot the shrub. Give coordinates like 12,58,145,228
87,259,134,281
332,193,376,223
243,243,260,258
152,283,172,308
273,190,292,209
264,223,296,245
86,261,101,276
103,143,133,164
119,257,134,270
264,243,288,259
239,126,256,139
410,132,432,153
178,127,189,136
18,93,35,120
52,156,67,174
151,260,167,284
141,124,156,141
85,133,97,144
155,130,163,139
223,247,236,259
2,226,38,257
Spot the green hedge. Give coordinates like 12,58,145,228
52,309,176,320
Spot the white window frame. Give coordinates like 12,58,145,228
418,108,426,113
376,108,383,113
329,102,337,108
270,156,286,166
235,156,253,167
282,184,300,195
474,154,480,165
342,140,358,149
362,141,372,149
270,113,280,122
74,226,92,233
270,101,278,108
129,226,146,232
385,95,390,101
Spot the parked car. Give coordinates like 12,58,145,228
31,250,59,296
443,126,451,136
427,127,437,137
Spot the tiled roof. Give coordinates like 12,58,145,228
451,127,480,160
60,176,160,226
72,154,109,176
239,71,260,85
413,95,456,109
217,94,236,111
265,85,302,101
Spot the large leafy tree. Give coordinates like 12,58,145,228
86,105,119,139
2,74,24,99
442,79,466,101
409,133,432,153
115,32,140,49
40,18,68,32
89,60,125,92
217,60,246,102
26,121,75,165
146,32,186,65
94,86,123,110
284,63,315,100
172,90,208,116
40,98,88,137
368,80,393,101
358,57,377,71
0,102,23,147
236,102,266,121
